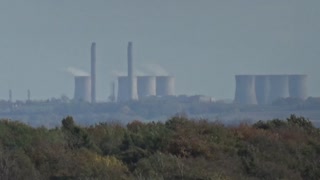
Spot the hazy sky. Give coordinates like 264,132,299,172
0,0,319,101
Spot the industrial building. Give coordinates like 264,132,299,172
137,76,156,99
156,76,175,97
234,74,308,105
268,75,290,103
74,76,91,102
289,75,308,100
117,76,138,102
255,75,270,105
234,75,258,105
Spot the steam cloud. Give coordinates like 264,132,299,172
66,67,90,76
111,63,169,78
140,63,169,76
135,69,147,76
111,69,147,77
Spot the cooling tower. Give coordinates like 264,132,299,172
117,76,138,102
268,75,289,103
137,76,156,99
234,75,257,105
255,75,270,105
91,42,96,103
156,76,175,96
289,74,308,100
74,76,91,102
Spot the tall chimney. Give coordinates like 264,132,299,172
128,42,134,100
91,42,96,103
128,42,133,78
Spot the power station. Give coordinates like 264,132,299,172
71,42,176,103
234,74,308,105
116,42,175,102
70,42,310,104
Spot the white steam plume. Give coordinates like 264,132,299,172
66,67,90,76
140,63,169,76
111,69,147,77
135,69,147,76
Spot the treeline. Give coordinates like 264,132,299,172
0,115,319,179
1,96,320,128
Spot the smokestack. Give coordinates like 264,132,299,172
128,42,133,79
91,42,96,103
234,75,257,105
127,42,138,100
128,42,133,100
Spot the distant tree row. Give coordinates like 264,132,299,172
0,115,319,179
0,96,320,128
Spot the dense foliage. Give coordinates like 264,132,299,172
0,115,319,179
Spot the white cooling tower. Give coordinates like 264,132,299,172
117,76,138,102
234,75,257,105
289,74,308,100
268,75,289,103
255,75,270,105
156,76,175,96
74,76,91,102
137,76,156,99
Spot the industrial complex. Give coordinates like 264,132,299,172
72,42,308,105
1,42,317,128
73,42,175,103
